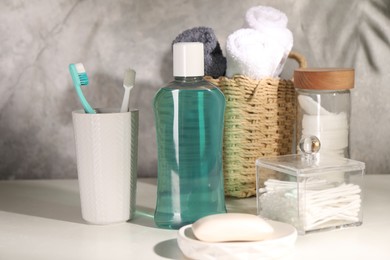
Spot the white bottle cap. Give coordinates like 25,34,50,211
173,42,204,77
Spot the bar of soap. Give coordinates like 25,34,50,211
192,213,274,242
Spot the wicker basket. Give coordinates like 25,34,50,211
205,52,306,198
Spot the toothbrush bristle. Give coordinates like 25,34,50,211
74,63,88,85
79,73,89,85
75,63,86,73
123,69,136,86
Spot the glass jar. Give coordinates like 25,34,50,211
294,68,354,159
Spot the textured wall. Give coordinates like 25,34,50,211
1,0,389,179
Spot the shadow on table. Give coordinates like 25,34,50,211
0,178,159,226
0,180,85,224
130,206,156,227
129,178,158,227
154,239,189,260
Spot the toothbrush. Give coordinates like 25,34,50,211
120,69,136,113
69,63,96,114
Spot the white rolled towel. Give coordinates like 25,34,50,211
244,6,293,77
262,26,293,76
226,28,285,79
244,5,288,29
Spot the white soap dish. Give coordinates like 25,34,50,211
177,220,297,260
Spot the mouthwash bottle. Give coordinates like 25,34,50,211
153,42,226,229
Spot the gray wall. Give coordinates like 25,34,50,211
1,0,389,179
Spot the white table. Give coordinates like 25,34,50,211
0,175,389,259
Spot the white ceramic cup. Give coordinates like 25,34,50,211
72,108,138,224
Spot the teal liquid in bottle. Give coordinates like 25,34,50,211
153,42,226,229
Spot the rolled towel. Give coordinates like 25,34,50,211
260,26,293,76
244,6,288,29
244,6,293,77
173,27,226,78
226,28,285,79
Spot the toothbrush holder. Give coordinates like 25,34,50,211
72,108,139,225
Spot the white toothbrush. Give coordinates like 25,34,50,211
120,69,136,113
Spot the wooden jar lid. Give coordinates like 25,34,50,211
294,68,354,90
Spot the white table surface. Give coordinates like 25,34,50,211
0,175,389,260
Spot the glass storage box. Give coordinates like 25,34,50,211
256,137,365,235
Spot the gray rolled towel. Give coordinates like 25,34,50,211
173,27,226,78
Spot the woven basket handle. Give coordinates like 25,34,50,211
288,51,307,68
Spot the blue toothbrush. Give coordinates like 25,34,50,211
69,63,96,114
